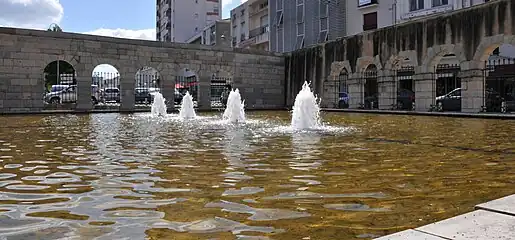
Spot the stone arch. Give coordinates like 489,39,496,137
134,66,161,106
356,55,382,73
472,35,515,64
42,60,76,97
92,63,121,106
423,44,467,71
384,51,418,71
328,61,352,79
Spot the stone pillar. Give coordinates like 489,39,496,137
198,76,211,111
76,65,93,112
348,73,363,109
378,70,396,110
459,67,484,113
321,79,338,108
414,68,434,112
120,70,135,112
161,71,175,113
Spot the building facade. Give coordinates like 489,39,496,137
186,20,231,48
346,0,395,37
397,0,488,23
156,0,222,43
229,0,270,51
269,0,346,53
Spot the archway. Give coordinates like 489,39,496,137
395,58,415,110
42,60,76,106
362,64,378,109
434,54,461,112
92,64,120,107
337,69,349,109
175,68,198,108
134,67,161,106
484,44,515,112
210,70,233,109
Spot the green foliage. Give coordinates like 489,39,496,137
47,24,62,32
44,61,75,91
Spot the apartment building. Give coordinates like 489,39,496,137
346,0,395,36
230,0,270,51
186,20,231,47
269,0,346,53
156,0,222,43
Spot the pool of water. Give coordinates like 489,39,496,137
0,111,514,240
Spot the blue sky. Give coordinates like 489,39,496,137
59,0,238,33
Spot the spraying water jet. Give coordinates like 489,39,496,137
151,92,167,116
179,91,197,119
223,89,245,123
291,81,321,130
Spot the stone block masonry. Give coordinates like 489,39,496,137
0,27,285,114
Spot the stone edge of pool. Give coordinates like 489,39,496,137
1,108,515,120
374,194,515,239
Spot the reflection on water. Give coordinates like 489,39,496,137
0,112,514,239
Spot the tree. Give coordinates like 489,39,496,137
44,61,75,91
47,23,62,32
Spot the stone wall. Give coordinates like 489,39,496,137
0,27,284,114
285,0,515,113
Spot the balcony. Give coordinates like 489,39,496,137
250,1,268,16
249,25,269,38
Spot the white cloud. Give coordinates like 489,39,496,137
0,0,63,29
83,28,156,41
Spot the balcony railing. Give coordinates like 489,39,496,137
249,25,269,38
250,2,268,16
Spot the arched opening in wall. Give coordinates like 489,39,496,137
362,65,378,109
42,60,77,108
483,44,515,113
175,68,198,108
92,64,120,108
211,71,233,109
337,69,349,109
434,54,461,112
134,67,161,107
395,58,415,111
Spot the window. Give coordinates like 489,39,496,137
432,0,448,7
295,35,304,49
319,1,328,18
276,10,283,26
363,12,377,31
409,0,424,11
296,5,304,23
277,0,283,10
318,31,328,43
320,17,328,31
358,0,378,7
297,22,304,35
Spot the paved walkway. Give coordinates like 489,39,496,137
375,194,515,239
322,109,515,119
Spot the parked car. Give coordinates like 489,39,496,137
101,87,120,103
397,89,415,110
44,85,100,104
435,88,461,111
338,92,349,108
135,87,161,104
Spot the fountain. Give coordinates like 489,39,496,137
151,92,167,116
291,81,321,130
223,89,245,123
179,91,197,119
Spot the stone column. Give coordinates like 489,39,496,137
120,70,135,112
75,64,93,112
459,64,484,113
414,67,434,112
160,70,175,113
321,79,338,108
347,73,363,109
197,76,211,111
378,70,396,110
